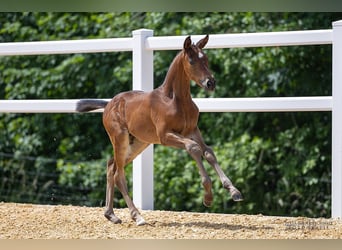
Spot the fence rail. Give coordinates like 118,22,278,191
0,30,333,55
0,38,133,55
1,23,342,218
0,96,333,113
146,30,333,50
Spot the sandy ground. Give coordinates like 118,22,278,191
0,202,341,239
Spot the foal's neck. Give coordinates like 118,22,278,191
160,52,191,100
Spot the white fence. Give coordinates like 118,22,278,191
1,21,342,218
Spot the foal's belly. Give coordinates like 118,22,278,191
129,124,161,145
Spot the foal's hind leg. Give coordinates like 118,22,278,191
106,132,148,225
104,157,122,224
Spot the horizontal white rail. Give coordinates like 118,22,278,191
0,38,132,56
0,96,332,113
0,99,81,113
195,96,332,112
146,30,333,50
0,30,332,56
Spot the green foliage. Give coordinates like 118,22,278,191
1,12,340,217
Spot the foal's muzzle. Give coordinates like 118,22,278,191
202,78,216,91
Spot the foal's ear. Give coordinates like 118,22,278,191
183,36,192,50
196,34,209,49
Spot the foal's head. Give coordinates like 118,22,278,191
182,35,216,91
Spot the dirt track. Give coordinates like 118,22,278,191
0,202,341,239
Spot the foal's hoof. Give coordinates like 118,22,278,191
231,190,243,202
203,193,213,207
105,213,122,224
135,217,146,226
203,197,213,207
203,200,212,207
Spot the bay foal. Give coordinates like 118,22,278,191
76,35,242,225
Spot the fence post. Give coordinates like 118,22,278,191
332,21,342,218
131,29,154,210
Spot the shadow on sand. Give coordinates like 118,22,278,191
151,221,274,231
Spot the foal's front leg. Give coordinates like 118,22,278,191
204,147,243,201
159,131,213,207
192,128,243,202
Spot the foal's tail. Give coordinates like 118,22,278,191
76,99,109,113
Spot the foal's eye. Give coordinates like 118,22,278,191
189,57,195,65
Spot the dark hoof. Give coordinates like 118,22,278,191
203,199,213,207
232,190,243,202
105,213,122,224
203,193,213,207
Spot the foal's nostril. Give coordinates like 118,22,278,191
206,79,216,90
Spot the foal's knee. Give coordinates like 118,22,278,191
186,142,202,157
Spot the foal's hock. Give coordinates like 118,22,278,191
76,35,242,226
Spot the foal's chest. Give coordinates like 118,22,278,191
170,99,199,135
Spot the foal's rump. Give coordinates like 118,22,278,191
76,90,146,113
76,99,109,112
